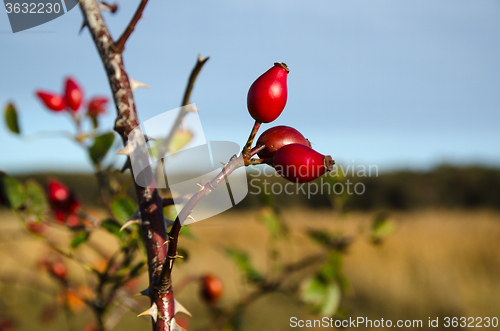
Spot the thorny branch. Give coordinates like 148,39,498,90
158,127,266,288
79,0,170,330
159,154,245,285
155,55,210,173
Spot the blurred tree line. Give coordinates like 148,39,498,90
2,165,500,211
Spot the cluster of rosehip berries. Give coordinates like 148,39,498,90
36,77,108,125
47,179,81,228
247,63,334,183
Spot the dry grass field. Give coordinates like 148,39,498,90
0,208,499,330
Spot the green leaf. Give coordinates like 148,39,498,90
224,247,262,283
321,282,341,316
101,219,126,241
371,213,396,244
110,196,136,223
4,103,20,134
147,138,162,159
163,205,178,223
259,207,287,239
300,276,326,307
170,130,193,154
71,232,90,249
89,132,115,164
147,129,193,159
320,252,342,281
307,229,333,247
1,175,24,209
24,180,48,218
300,276,341,316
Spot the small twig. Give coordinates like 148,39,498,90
181,55,210,107
248,144,265,157
242,120,261,164
22,130,76,142
198,238,354,331
113,0,149,52
159,154,245,286
155,55,209,161
43,237,97,274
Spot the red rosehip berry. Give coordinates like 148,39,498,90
48,180,70,204
48,261,67,281
47,179,80,224
83,322,99,331
65,214,80,228
64,77,83,112
87,97,108,117
256,125,310,159
200,274,223,304
273,144,334,183
247,62,289,123
36,91,65,111
26,220,45,234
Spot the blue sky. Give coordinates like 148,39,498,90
1,0,500,174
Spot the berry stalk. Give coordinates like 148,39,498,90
242,120,261,164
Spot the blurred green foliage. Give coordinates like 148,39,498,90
5,165,500,211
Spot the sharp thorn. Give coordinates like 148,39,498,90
116,145,132,156
174,299,192,317
219,162,227,167
130,78,151,92
137,302,158,322
196,183,204,189
99,1,118,13
185,104,198,113
133,288,150,297
120,219,140,232
78,21,87,35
